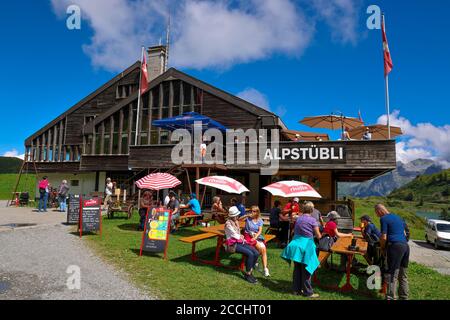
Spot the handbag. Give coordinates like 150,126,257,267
318,234,335,252
224,243,237,254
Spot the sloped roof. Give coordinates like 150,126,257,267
25,61,141,145
84,67,287,134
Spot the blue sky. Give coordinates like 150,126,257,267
0,0,449,164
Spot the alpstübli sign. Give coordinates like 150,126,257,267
67,194,81,225
264,146,345,161
139,206,172,259
79,196,102,237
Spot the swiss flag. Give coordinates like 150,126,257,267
382,15,393,76
140,49,149,95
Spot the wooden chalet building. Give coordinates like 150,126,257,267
24,45,396,212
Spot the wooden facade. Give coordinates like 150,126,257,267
24,63,396,200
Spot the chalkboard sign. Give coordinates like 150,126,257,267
67,194,81,225
140,206,172,258
79,196,102,237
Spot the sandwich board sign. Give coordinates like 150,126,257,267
139,206,172,259
79,196,102,238
67,194,81,225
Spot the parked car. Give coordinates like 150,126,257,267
425,219,450,249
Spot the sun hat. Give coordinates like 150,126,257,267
228,206,240,217
327,211,340,221
293,197,300,202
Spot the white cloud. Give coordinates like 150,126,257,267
50,0,360,72
377,110,450,166
310,0,362,44
2,149,25,160
237,88,270,110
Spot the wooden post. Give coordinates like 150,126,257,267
147,90,153,145
118,109,124,154
69,146,73,161
100,122,105,154
195,166,200,200
58,121,64,161
201,168,211,207
137,96,144,145
109,116,114,155
158,84,163,144
53,126,57,162
179,81,184,115
169,81,174,118
36,137,41,162
91,129,96,155
42,132,47,161
128,104,133,148
190,85,195,112
185,168,192,195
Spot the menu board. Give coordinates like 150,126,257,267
79,196,102,237
140,206,172,258
67,194,80,225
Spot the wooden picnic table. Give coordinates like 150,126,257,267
315,237,369,292
198,221,245,267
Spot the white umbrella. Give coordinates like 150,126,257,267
262,180,322,199
195,176,249,194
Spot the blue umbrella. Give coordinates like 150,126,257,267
152,112,227,132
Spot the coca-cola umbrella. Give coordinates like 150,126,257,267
135,173,182,208
262,180,321,243
135,173,181,190
262,180,322,199
195,176,249,194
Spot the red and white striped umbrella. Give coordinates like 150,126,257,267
135,173,181,190
262,180,322,198
195,176,249,194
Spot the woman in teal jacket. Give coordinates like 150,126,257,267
281,202,322,298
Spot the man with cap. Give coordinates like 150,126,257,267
224,206,260,284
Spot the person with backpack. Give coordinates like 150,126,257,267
57,180,70,213
375,203,410,300
38,176,49,212
360,215,381,265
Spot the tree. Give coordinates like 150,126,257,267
417,197,424,207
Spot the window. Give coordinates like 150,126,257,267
71,180,79,187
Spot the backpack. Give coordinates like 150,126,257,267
318,234,335,252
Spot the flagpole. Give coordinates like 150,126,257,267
134,46,145,146
382,14,391,139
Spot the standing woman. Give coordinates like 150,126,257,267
138,191,152,231
224,206,260,284
281,202,322,298
244,206,270,277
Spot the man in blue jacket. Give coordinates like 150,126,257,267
375,204,409,300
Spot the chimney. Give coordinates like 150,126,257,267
147,45,167,81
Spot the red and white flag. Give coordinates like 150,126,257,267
140,48,149,95
382,15,393,76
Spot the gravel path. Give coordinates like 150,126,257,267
0,223,153,300
409,240,450,275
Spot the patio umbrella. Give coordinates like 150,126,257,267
262,180,322,243
299,115,364,131
195,176,249,194
262,180,322,199
152,112,227,132
348,124,403,140
135,172,181,190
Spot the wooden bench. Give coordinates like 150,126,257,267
179,233,218,262
175,214,204,229
318,250,331,267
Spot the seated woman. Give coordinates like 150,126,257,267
244,206,270,277
281,201,322,298
224,206,260,284
211,196,227,224
138,191,153,231
322,211,354,270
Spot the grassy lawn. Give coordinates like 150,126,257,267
0,173,36,200
83,212,450,300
